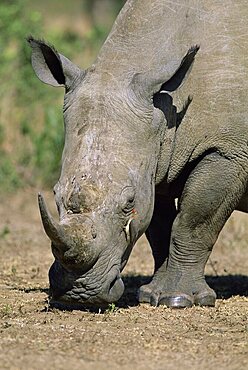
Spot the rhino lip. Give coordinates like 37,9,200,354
49,260,125,308
109,273,123,294
109,273,120,291
101,273,124,303
50,276,125,308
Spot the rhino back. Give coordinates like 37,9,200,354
167,1,248,180
93,0,248,181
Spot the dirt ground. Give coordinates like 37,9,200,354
0,189,247,370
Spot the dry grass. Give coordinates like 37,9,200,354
0,190,247,370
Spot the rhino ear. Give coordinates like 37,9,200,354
132,45,200,100
27,36,82,89
159,45,200,92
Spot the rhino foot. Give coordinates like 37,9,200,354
156,289,216,308
138,281,160,304
193,290,216,307
138,272,167,304
138,271,216,308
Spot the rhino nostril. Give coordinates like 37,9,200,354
91,225,97,239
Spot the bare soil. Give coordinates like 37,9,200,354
0,190,247,370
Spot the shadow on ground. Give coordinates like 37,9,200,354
13,274,247,312
119,274,248,308
206,274,248,299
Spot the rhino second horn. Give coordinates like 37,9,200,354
38,193,64,246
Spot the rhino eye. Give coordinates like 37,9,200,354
120,186,135,214
122,196,135,214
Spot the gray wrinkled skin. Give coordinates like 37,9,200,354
29,0,248,308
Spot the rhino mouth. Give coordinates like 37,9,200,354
48,260,125,309
100,273,124,303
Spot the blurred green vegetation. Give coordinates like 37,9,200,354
0,0,125,192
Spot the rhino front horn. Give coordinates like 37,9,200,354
38,193,64,246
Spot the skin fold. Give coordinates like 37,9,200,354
29,0,248,308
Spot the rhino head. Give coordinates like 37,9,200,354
28,35,198,307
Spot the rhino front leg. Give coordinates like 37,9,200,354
149,152,247,308
138,195,177,303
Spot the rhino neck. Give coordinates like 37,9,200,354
94,0,200,78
